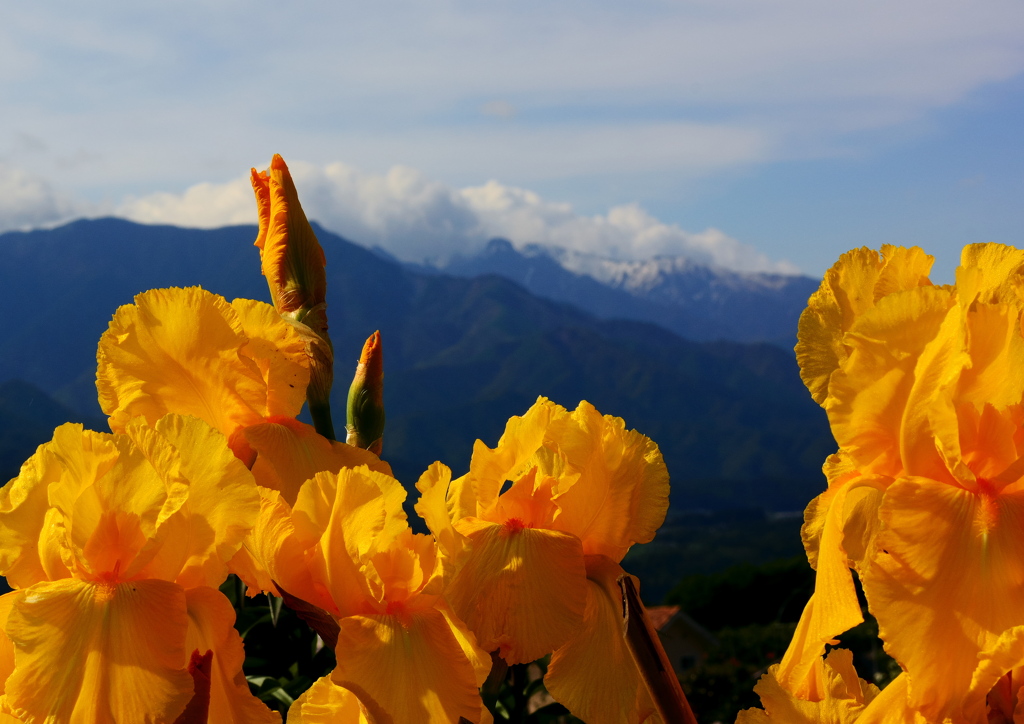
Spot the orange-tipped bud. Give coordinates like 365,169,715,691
346,331,385,455
250,154,327,322
251,155,335,438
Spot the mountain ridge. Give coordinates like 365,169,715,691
441,237,819,345
0,217,834,510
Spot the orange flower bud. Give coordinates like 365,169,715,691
250,154,327,322
251,155,335,438
346,330,385,455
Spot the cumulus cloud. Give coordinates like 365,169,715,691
116,160,797,274
0,163,85,233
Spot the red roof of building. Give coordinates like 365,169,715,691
645,605,681,631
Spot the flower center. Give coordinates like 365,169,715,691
502,517,529,535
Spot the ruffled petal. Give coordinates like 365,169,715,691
796,246,934,405
958,243,1024,307
4,578,193,723
127,415,259,588
96,286,270,438
331,610,486,724
0,592,18,695
738,650,879,724
446,518,587,664
230,297,309,418
860,477,1024,721
776,479,879,697
245,417,391,506
461,398,559,520
825,285,957,478
229,485,299,597
291,467,408,616
183,586,281,724
0,441,66,587
548,402,669,561
288,675,368,724
545,557,656,724
414,462,467,561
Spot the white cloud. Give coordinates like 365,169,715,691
115,159,797,274
0,163,84,232
2,1,1023,199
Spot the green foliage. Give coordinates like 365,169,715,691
625,509,806,604
666,556,900,722
220,576,336,717
483,660,582,724
682,622,798,722
665,555,815,630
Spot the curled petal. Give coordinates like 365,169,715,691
245,417,391,506
0,441,68,587
547,401,669,561
738,649,879,723
414,462,467,561
291,467,408,616
288,676,368,724
861,478,1024,721
184,586,281,724
546,557,657,724
97,287,272,437
796,246,933,406
460,399,557,520
230,297,310,417
776,478,879,697
826,285,957,478
127,414,260,588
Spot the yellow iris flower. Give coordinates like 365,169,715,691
776,243,1024,722
0,416,277,723
95,285,389,595
254,465,492,723
416,397,669,724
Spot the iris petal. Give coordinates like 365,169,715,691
4,578,193,724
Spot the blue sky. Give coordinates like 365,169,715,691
2,1,1023,277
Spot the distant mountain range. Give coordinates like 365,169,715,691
0,218,834,510
438,238,819,345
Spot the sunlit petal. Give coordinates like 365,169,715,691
549,401,669,561
184,586,281,724
860,477,1024,721
796,246,933,405
546,557,656,724
331,610,486,724
230,297,309,417
826,285,957,478
446,518,586,664
777,479,880,697
738,650,879,723
126,415,259,588
287,675,368,724
96,286,270,438
245,417,391,506
4,578,193,723
0,441,66,587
